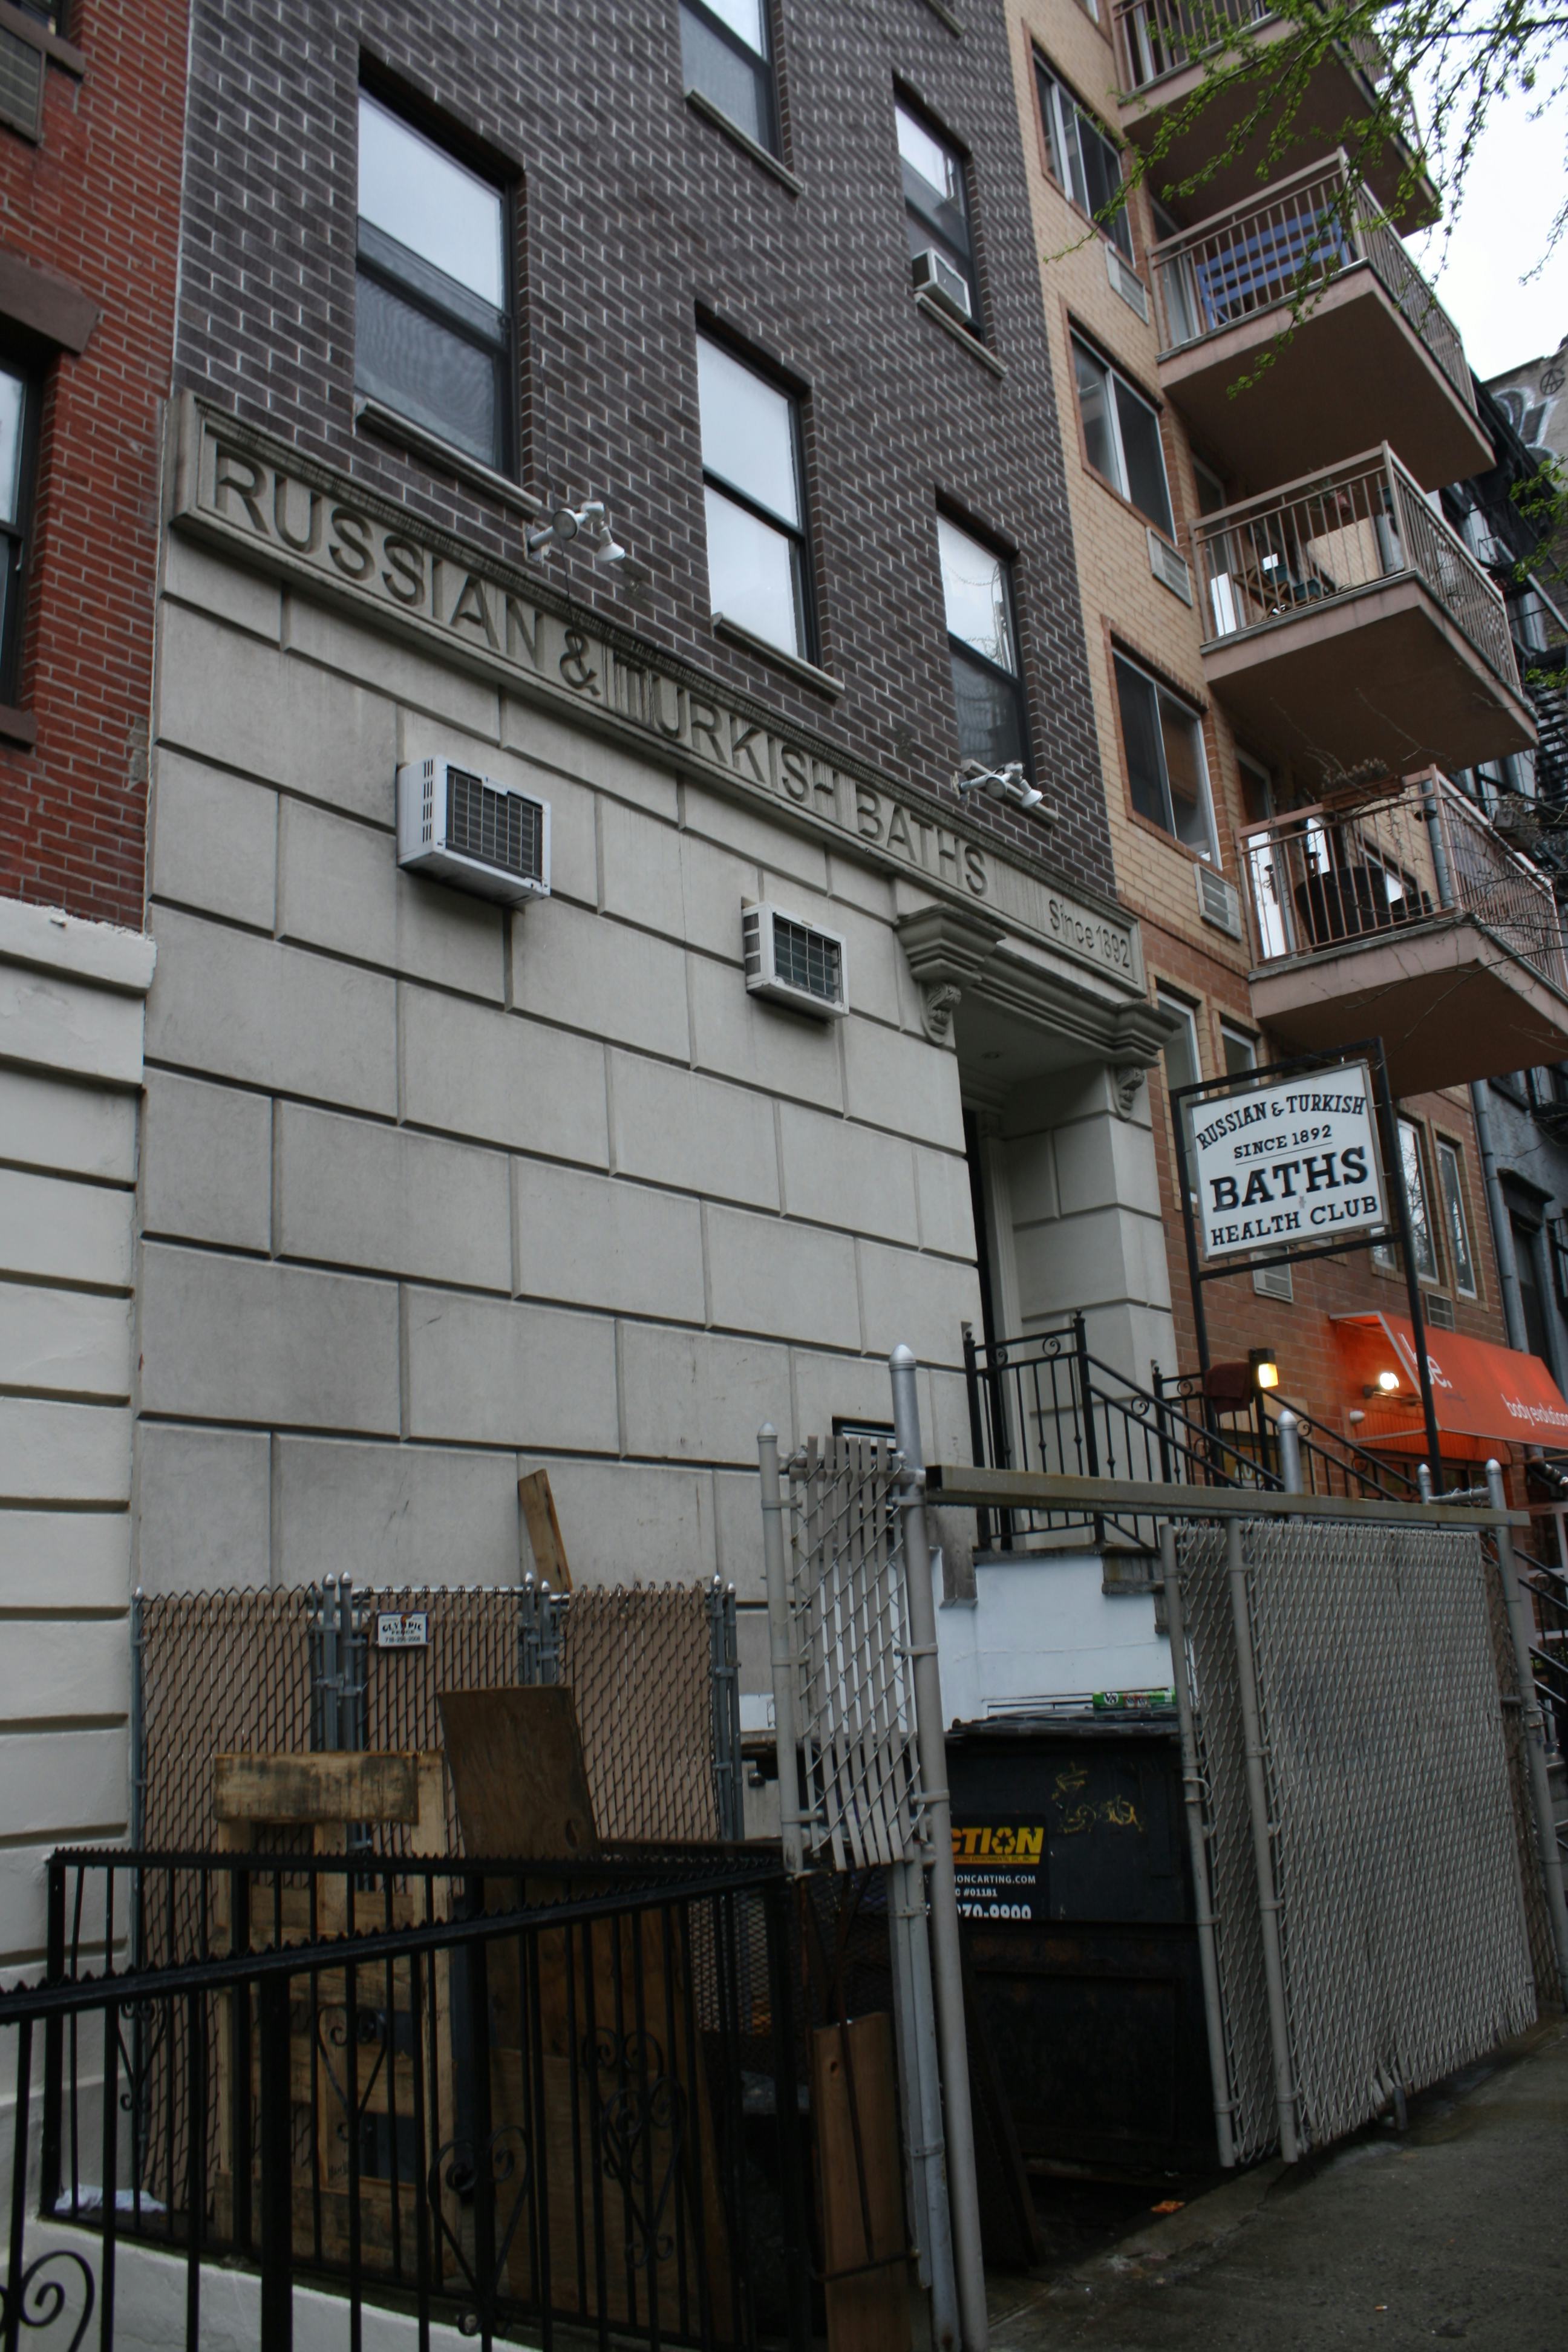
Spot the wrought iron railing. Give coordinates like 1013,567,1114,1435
1151,153,1471,406
1194,447,1520,691
962,1314,1415,1550
17,1846,808,2351
1238,766,1568,989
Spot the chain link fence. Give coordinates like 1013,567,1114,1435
132,1576,742,1884
1175,1517,1538,2163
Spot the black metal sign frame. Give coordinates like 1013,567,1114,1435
1169,1034,1443,1475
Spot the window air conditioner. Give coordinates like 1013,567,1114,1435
912,248,973,325
743,901,849,1019
1148,528,1194,605
396,759,551,906
1196,863,1243,939
1105,244,1151,323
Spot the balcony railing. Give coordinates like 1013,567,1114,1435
1193,447,1520,692
1238,767,1568,990
1115,0,1381,96
1151,154,1471,408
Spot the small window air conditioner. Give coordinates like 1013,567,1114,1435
1254,1261,1295,1302
396,759,551,907
1197,863,1243,939
1148,528,1194,605
912,248,973,325
743,901,849,1019
1105,244,1150,323
1425,1290,1455,1330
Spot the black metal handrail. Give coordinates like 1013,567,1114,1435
962,1313,1416,1550
12,1849,809,2352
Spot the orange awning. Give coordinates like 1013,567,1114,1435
1333,1312,1568,1456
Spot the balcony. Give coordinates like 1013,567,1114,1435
1238,769,1568,1091
1194,449,1538,782
1114,0,1438,226
1151,158,1492,491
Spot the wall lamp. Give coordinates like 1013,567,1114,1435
527,500,652,586
953,758,1047,816
1363,1370,1402,1398
1249,1345,1280,1393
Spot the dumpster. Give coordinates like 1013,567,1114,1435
949,1713,1217,2177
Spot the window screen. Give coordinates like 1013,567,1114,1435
681,0,779,155
1115,654,1216,859
938,515,1028,775
1072,339,1173,536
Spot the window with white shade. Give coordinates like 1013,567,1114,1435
681,0,779,154
938,515,1028,774
697,335,811,659
1036,63,1131,259
1073,338,1173,536
897,100,979,326
356,91,511,470
1114,653,1217,860
1436,1136,1478,1297
0,359,33,702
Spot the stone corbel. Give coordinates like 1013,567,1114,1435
1109,997,1187,1119
1110,1061,1146,1119
895,904,1006,1045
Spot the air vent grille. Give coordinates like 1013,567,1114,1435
0,28,43,139
1197,863,1243,938
1148,528,1194,604
771,914,842,1004
1106,244,1150,322
1253,1261,1295,1301
446,765,542,882
1425,1290,1455,1329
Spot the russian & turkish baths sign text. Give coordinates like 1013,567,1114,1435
1190,1062,1387,1260
169,398,1141,990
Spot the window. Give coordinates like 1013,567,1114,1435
938,516,1027,774
1511,1206,1553,1362
1374,1117,1439,1280
1073,339,1173,535
1435,1137,1478,1299
697,335,810,660
681,1,778,155
1220,1021,1258,1077
1194,458,1229,517
1114,653,1217,860
0,358,31,698
356,93,509,471
1036,64,1131,259
897,102,978,324
1156,986,1201,1096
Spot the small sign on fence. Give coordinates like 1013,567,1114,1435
1187,1057,1387,1261
375,1610,430,1649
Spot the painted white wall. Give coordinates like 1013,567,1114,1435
934,1549,1172,1726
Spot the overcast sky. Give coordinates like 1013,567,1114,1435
1414,77,1568,382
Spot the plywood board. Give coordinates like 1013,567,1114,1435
518,1469,572,1589
812,2012,910,2352
438,1687,601,1861
214,1751,421,1824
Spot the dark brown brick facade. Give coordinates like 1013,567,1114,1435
173,0,1114,893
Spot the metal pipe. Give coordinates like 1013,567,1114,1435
1275,1409,1303,1497
1417,1462,1435,1504
889,1348,988,2352
1486,1459,1568,1998
886,1855,958,2342
1224,1515,1302,2160
757,1426,805,1875
1160,1524,1236,2166
1469,1080,1529,1354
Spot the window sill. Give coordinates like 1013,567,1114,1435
1082,454,1175,544
919,0,964,31
353,397,542,518
0,701,38,748
714,615,843,699
685,90,800,195
915,290,1005,377
0,1,84,77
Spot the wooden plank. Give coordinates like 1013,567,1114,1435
924,1463,1527,1529
812,2013,910,2352
518,1468,573,1590
214,1752,422,1824
438,1687,601,1860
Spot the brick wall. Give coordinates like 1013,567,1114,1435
0,4,188,928
172,0,1114,893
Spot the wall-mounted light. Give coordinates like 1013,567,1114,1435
953,758,1047,817
527,499,652,587
1364,1369,1402,1397
1249,1345,1280,1393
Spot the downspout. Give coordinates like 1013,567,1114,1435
1420,774,1529,1351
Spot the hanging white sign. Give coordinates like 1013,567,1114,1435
1188,1060,1388,1262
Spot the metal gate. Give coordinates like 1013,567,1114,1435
1172,1516,1538,2163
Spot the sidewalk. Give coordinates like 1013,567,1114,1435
986,2020,1567,2351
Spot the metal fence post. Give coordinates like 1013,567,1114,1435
339,1576,362,1751
1224,1514,1302,2161
757,1426,805,1876
1160,1524,1236,2167
886,1854,958,2350
1486,1460,1568,1998
889,1348,988,2352
1275,1410,1304,1497
709,1577,744,1841
316,1578,339,1751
